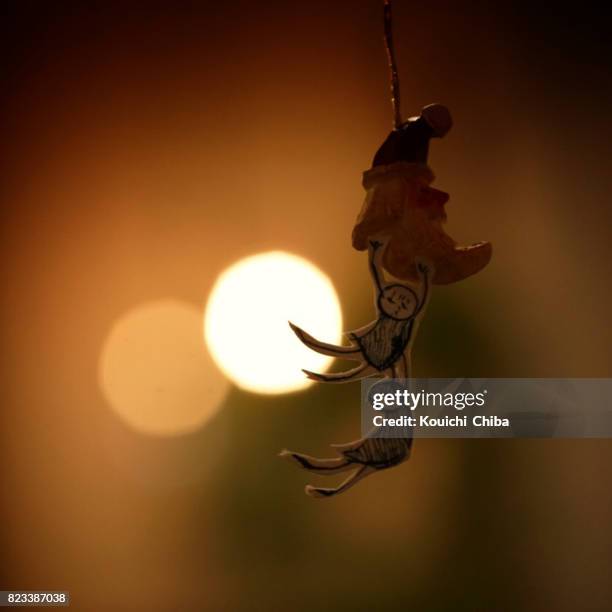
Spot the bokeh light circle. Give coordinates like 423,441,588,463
204,251,343,394
100,300,229,436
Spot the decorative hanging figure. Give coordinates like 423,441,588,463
280,0,492,498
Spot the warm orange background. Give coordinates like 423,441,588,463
2,1,611,610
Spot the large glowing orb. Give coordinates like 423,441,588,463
204,252,342,394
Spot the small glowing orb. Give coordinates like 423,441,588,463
204,251,343,394
100,300,229,436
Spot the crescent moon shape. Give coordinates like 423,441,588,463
353,163,492,285
383,237,493,285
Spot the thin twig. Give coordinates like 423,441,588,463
383,0,402,129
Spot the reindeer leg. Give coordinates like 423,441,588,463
278,449,355,475
302,362,379,384
289,322,362,360
305,465,375,498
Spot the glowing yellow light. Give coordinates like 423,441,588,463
204,251,343,394
100,300,229,436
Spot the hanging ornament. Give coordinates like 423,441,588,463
280,0,492,498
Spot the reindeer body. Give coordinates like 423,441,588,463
281,239,427,498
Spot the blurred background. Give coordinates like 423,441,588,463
1,1,611,610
